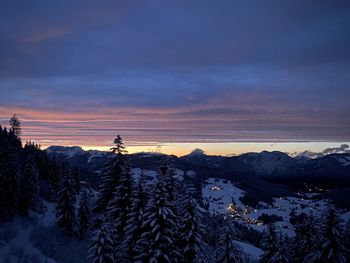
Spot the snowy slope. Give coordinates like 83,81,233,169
202,178,344,236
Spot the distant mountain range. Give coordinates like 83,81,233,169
45,146,350,209
46,146,350,180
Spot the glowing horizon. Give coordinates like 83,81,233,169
1,2,349,156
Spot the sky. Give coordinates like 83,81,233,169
0,1,350,156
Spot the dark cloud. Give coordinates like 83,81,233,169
1,1,350,145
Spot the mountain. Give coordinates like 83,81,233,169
45,146,350,180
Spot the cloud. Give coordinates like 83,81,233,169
296,144,350,159
1,1,350,147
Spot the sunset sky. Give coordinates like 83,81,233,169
1,1,350,156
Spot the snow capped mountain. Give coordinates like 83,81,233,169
45,146,350,180
45,146,85,158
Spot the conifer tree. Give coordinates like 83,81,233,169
180,181,208,263
89,221,115,263
135,171,178,263
261,224,291,263
215,219,246,263
9,113,21,138
0,127,20,220
121,172,147,260
78,187,91,239
344,220,350,261
93,134,127,215
293,213,319,263
18,154,40,214
57,166,76,237
319,208,347,263
105,163,133,259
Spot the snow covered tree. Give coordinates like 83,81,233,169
344,220,350,261
89,221,115,263
293,214,319,263
215,219,246,263
105,163,133,259
9,113,21,137
260,224,291,263
120,172,147,260
179,182,208,263
78,187,91,239
319,208,347,263
18,154,40,214
135,171,179,263
57,166,76,237
93,134,127,215
160,158,177,202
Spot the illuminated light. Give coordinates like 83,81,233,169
210,186,221,191
227,203,236,212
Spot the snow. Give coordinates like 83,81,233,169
202,178,246,214
0,201,57,263
87,151,105,163
45,146,84,159
336,155,350,166
202,178,347,236
233,240,264,261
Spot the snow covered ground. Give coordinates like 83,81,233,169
202,178,347,236
0,201,57,263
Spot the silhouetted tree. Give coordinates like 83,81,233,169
18,154,40,214
319,208,347,263
57,166,76,236
261,224,291,263
215,219,246,263
78,187,91,238
9,113,21,137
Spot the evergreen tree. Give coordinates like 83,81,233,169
215,219,246,263
260,224,291,263
293,213,319,263
135,171,178,263
93,134,127,215
0,126,20,220
319,208,347,263
78,187,91,239
344,220,350,261
121,172,147,261
89,221,115,263
18,154,40,214
105,163,133,259
180,182,208,263
56,166,76,237
9,113,21,137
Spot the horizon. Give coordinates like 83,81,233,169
1,1,350,157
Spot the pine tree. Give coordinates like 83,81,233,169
135,172,178,263
293,213,319,263
89,221,115,263
215,219,246,263
121,172,147,261
78,187,91,239
319,208,347,263
105,163,133,259
0,127,20,220
9,113,21,138
93,134,127,215
344,220,350,261
160,158,177,202
260,224,291,263
179,182,208,263
56,166,76,237
18,154,40,214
